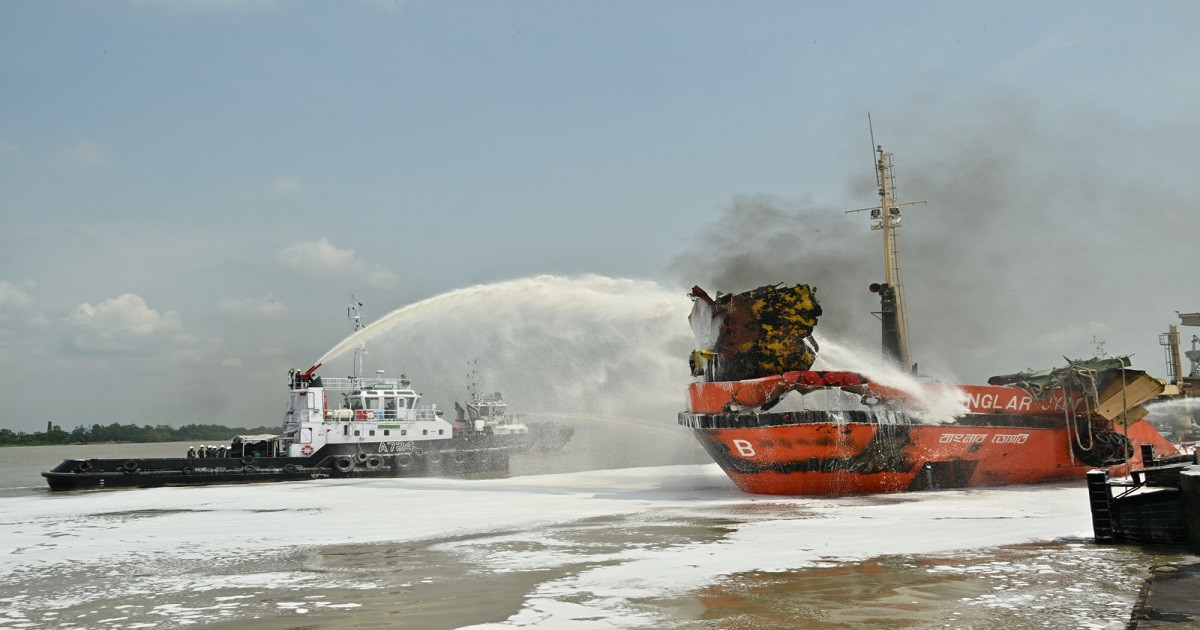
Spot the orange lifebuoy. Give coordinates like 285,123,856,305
301,445,314,456
365,410,376,420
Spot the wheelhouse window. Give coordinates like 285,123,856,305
348,394,384,411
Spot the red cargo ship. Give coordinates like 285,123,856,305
678,146,1176,496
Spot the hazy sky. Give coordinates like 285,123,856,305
2,1,1198,433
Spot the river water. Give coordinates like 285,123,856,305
1,437,1195,630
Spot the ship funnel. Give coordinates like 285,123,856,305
873,282,902,368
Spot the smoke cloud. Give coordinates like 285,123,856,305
669,101,1195,383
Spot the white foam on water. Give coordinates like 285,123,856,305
0,466,1093,629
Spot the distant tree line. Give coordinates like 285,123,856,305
0,423,280,447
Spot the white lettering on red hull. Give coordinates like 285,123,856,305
732,439,756,457
966,390,1085,413
939,432,1030,445
939,433,987,444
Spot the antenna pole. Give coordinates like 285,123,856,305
348,295,365,380
868,113,877,176
468,358,479,399
876,146,909,368
845,143,927,371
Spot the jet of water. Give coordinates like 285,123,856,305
311,274,969,475
315,274,696,422
813,332,970,423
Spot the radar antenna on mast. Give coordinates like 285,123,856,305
348,296,366,380
467,357,480,400
845,126,927,372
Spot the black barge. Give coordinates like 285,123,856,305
42,440,510,491
1087,444,1200,553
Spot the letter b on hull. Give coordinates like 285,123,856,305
732,439,756,457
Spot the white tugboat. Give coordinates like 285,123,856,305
42,300,510,491
453,363,575,454
456,389,531,442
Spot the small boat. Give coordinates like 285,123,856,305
42,301,511,491
454,388,574,453
677,145,1178,496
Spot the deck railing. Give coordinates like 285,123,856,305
323,407,442,421
314,377,415,392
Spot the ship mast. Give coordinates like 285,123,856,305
467,358,480,401
846,145,926,371
348,296,366,380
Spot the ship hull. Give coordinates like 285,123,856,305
41,443,509,492
680,414,1172,496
